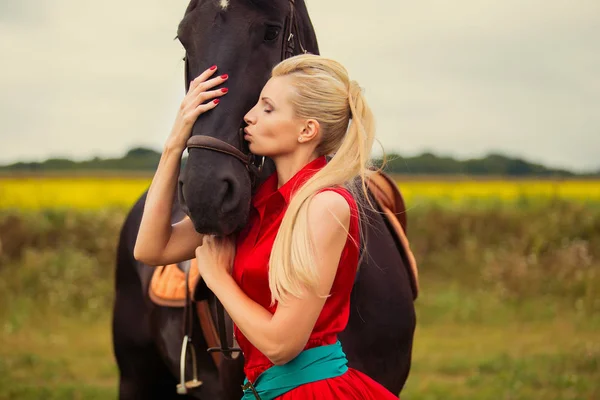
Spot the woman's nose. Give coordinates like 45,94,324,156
244,106,257,125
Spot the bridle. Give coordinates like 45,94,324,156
176,2,309,392
184,0,307,179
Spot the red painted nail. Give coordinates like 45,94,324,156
220,74,228,80
221,88,228,93
209,65,217,70
213,99,220,104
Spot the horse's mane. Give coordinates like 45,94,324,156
247,0,285,12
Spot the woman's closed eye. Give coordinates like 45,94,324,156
264,109,272,114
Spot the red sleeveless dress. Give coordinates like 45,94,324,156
232,156,399,399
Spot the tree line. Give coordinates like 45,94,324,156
1,147,597,177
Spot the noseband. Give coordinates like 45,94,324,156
184,0,307,178
186,133,265,178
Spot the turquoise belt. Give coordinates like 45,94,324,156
241,341,348,400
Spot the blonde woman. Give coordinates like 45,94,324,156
135,54,399,399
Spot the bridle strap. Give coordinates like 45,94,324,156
283,0,307,60
187,135,251,167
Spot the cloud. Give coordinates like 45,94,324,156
0,0,188,162
0,0,599,171
308,0,600,171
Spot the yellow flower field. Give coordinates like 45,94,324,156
396,178,600,205
0,177,151,210
1,176,600,209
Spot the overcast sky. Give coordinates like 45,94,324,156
1,0,598,172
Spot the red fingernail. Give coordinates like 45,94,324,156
209,65,217,70
221,88,228,93
213,99,220,104
220,74,228,80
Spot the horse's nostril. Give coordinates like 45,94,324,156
178,179,190,216
220,178,238,215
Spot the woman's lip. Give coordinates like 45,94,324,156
243,127,252,137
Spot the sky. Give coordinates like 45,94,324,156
1,0,599,172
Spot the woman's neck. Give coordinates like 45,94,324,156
273,152,319,189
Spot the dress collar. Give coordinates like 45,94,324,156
252,156,327,208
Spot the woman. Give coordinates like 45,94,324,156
134,54,398,399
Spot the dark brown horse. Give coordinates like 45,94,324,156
112,1,416,399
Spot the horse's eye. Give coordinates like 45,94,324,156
264,25,280,42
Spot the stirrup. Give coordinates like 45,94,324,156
176,335,203,394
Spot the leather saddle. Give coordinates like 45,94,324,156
365,170,419,299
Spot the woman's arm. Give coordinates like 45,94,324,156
133,146,202,266
133,66,228,266
202,191,351,365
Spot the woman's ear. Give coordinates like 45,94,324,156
299,119,320,143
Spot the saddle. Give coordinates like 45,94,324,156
147,169,419,391
149,259,200,307
365,170,419,300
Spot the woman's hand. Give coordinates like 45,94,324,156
195,235,236,288
165,65,229,151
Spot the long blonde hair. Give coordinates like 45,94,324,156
268,54,377,305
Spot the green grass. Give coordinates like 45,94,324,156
0,315,118,399
1,289,598,399
401,285,600,399
0,204,599,398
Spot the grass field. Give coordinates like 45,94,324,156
0,177,599,399
1,287,598,399
2,290,598,399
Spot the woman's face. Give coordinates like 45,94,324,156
243,76,305,158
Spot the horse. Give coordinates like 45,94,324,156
112,1,417,399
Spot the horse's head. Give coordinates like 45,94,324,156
176,0,319,235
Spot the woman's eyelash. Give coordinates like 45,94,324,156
264,109,272,113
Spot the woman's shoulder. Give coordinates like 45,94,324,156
310,186,358,228
312,189,351,216
310,186,360,249
315,186,357,212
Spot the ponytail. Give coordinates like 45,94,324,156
268,54,377,304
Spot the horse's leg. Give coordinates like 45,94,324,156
112,258,185,398
112,198,186,400
340,202,416,394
